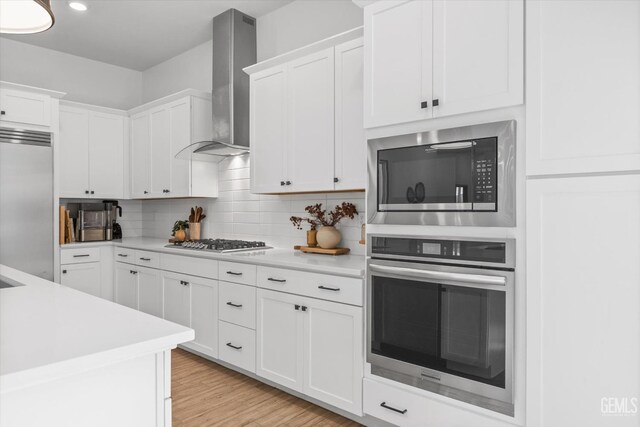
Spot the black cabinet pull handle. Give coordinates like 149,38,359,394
226,342,242,350
180,280,189,286
226,271,242,276
140,257,151,261
130,270,138,275
226,302,243,308
380,402,407,415
144,191,149,194
432,99,439,107
318,285,340,292
295,304,300,311
267,277,286,283
421,101,428,109
117,254,128,257
73,254,90,258
301,306,307,312
0,111,5,115
62,269,67,274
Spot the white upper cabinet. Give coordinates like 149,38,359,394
0,88,52,127
129,92,218,199
287,48,335,192
363,0,523,128
59,103,126,199
431,0,523,118
248,32,366,194
334,38,366,190
526,0,640,176
364,0,432,128
130,112,151,198
250,66,288,194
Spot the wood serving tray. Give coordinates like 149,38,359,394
293,245,350,256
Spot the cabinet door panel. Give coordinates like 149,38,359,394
287,48,335,192
303,298,363,415
168,99,190,197
138,267,162,318
130,113,150,198
187,277,218,358
526,175,640,426
60,262,101,297
0,89,51,127
334,38,365,191
256,289,303,392
150,107,171,197
250,66,287,193
364,0,432,128
526,0,640,175
115,263,138,309
162,273,190,327
59,107,90,197
432,0,523,118
89,112,125,199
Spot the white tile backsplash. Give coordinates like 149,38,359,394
140,157,366,254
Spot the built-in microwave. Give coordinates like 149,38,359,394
367,120,516,227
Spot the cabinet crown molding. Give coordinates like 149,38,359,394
0,80,66,99
128,88,211,116
243,27,363,76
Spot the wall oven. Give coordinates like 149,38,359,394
367,120,516,227
367,235,515,415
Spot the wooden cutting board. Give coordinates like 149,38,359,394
293,246,350,256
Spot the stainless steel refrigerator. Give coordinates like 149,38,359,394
0,127,53,280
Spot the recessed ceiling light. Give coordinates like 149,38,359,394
68,2,87,12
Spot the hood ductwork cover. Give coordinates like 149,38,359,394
177,9,256,162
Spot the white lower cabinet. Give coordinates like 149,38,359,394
60,262,101,297
115,262,138,309
137,267,162,318
256,288,363,416
162,271,218,358
363,378,513,427
218,321,256,373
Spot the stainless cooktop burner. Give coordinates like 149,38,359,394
166,239,271,253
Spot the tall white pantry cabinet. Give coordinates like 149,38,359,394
525,2,640,427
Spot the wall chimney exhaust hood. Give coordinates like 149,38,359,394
176,9,256,163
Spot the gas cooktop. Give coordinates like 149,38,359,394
166,239,271,253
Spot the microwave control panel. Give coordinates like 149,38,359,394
472,138,497,204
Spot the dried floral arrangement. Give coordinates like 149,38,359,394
290,202,359,230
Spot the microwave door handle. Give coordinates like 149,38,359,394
368,264,506,287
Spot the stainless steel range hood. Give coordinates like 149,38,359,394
177,9,256,162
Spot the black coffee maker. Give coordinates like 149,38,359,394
103,200,123,239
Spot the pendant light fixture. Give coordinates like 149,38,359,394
0,0,55,34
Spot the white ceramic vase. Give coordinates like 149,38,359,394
316,226,341,249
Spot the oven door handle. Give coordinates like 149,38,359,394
368,264,506,286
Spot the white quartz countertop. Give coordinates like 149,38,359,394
62,238,366,278
0,265,194,393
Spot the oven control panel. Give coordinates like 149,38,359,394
370,235,513,267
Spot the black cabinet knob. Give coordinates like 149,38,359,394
334,177,339,183
421,101,428,109
85,190,89,194
286,181,291,186
144,190,148,194
0,111,5,115
62,270,67,274
432,99,439,107
90,190,94,194
294,304,300,311
280,181,285,186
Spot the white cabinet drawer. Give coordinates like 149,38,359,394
114,247,136,264
364,378,426,426
218,281,256,329
160,253,218,279
134,250,160,268
218,261,257,286
218,321,256,373
60,247,101,264
257,266,363,306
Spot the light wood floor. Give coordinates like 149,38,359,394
172,349,362,427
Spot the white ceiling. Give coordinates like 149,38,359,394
2,0,294,71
